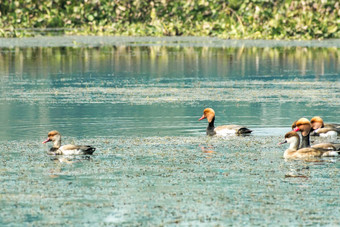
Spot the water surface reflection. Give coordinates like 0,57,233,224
1,45,339,80
0,43,339,140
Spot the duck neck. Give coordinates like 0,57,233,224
53,137,61,149
300,131,310,148
206,117,216,135
289,137,300,150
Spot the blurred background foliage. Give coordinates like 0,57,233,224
0,0,339,39
2,45,339,80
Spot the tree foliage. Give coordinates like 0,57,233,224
0,0,339,39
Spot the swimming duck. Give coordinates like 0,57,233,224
42,130,96,155
198,108,252,136
310,128,339,139
310,116,340,138
310,116,340,130
279,131,338,159
292,118,312,148
292,118,339,150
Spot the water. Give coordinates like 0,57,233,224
0,37,339,225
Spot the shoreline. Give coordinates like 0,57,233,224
1,36,340,48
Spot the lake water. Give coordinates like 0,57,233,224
0,37,339,226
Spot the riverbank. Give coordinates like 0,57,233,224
1,36,340,48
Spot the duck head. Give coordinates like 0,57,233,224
279,131,300,150
310,116,324,130
198,108,215,123
42,130,61,144
292,118,311,136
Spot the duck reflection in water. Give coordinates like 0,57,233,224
199,144,215,154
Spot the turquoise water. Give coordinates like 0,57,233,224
0,37,339,225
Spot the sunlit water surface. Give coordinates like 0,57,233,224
0,37,339,226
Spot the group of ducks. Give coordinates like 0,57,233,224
198,108,340,159
281,117,340,159
42,107,340,160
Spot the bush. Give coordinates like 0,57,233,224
0,0,339,39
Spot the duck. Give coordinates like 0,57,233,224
42,130,96,155
310,128,339,139
291,118,312,148
310,116,340,130
292,118,339,150
198,108,252,136
310,116,340,138
279,131,338,159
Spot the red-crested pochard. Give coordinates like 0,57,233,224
42,130,96,155
292,118,339,150
279,131,338,159
292,118,311,148
199,108,252,136
310,116,340,138
310,116,340,130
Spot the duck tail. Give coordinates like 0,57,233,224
82,146,96,155
237,127,252,135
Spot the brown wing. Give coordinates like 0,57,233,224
312,143,336,151
295,148,324,157
317,128,338,134
324,123,340,129
60,144,78,150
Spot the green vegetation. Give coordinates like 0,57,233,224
0,0,339,39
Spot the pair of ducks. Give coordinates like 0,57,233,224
43,107,251,156
43,108,339,159
292,116,340,139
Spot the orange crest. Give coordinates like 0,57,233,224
203,108,215,123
